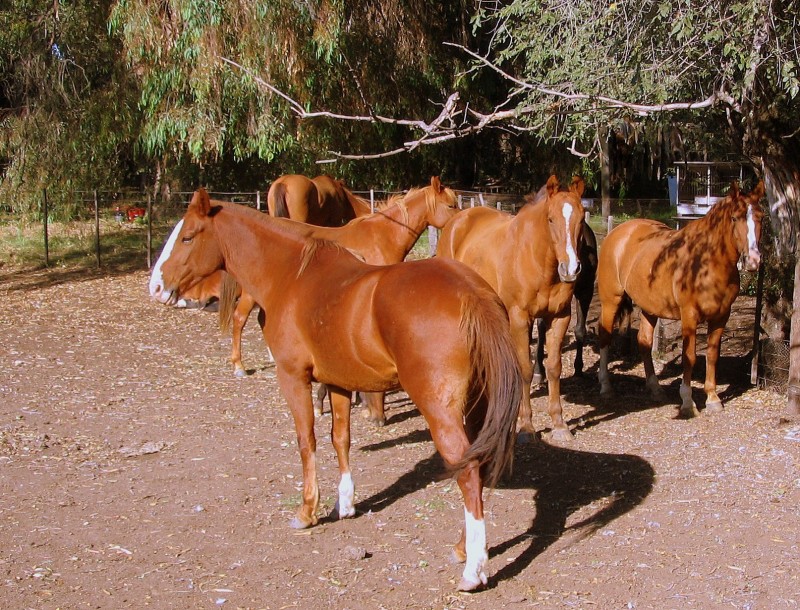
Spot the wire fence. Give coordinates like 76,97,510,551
1,187,792,394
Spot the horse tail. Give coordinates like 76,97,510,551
450,290,523,489
218,271,240,333
272,182,290,218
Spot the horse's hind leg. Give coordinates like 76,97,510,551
597,297,620,395
678,311,701,417
703,319,728,413
328,386,356,519
426,421,487,591
639,312,667,401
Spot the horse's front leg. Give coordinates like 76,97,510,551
275,367,320,529
639,312,667,401
573,293,589,377
544,313,573,444
509,307,535,441
328,385,356,519
532,318,546,386
679,311,700,417
231,292,257,377
703,318,728,413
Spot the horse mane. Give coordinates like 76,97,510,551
297,238,351,277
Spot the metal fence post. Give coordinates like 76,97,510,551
42,188,49,267
94,190,101,268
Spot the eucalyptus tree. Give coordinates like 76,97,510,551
108,0,485,189
467,0,800,413
0,0,138,218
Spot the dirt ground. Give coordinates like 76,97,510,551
1,267,798,610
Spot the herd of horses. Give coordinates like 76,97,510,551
148,173,764,591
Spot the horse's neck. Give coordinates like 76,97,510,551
348,192,372,217
216,211,302,299
687,205,739,261
516,202,556,260
373,198,428,247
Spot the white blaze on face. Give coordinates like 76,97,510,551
148,219,184,303
562,203,580,276
746,205,759,254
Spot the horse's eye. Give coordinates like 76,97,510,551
182,236,193,244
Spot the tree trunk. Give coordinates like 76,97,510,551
599,126,611,220
789,251,800,415
760,157,800,416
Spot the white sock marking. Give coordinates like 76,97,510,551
336,472,355,518
462,508,488,587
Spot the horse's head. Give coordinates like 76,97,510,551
729,180,765,272
425,176,459,228
543,175,586,283
160,189,225,305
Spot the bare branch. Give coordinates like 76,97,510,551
444,42,721,116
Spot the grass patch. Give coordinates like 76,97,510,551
0,214,181,272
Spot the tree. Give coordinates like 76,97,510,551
0,0,140,218
239,1,800,413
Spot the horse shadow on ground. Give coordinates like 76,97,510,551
355,434,655,589
537,343,757,437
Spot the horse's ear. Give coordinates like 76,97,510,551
570,176,586,198
546,175,560,197
750,180,765,201
430,176,443,192
189,188,212,217
729,181,740,199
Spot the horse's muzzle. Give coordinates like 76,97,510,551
744,249,761,272
558,261,581,283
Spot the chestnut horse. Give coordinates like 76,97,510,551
534,221,598,381
597,181,764,416
158,189,523,591
222,177,458,384
267,174,372,226
437,175,586,444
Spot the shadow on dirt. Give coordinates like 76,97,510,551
545,352,757,436
356,435,655,589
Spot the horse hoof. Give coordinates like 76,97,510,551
516,429,539,445
705,401,724,414
678,405,700,419
457,573,487,592
332,501,356,520
234,368,247,378
450,548,467,564
289,516,315,530
547,428,574,445
360,408,385,427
